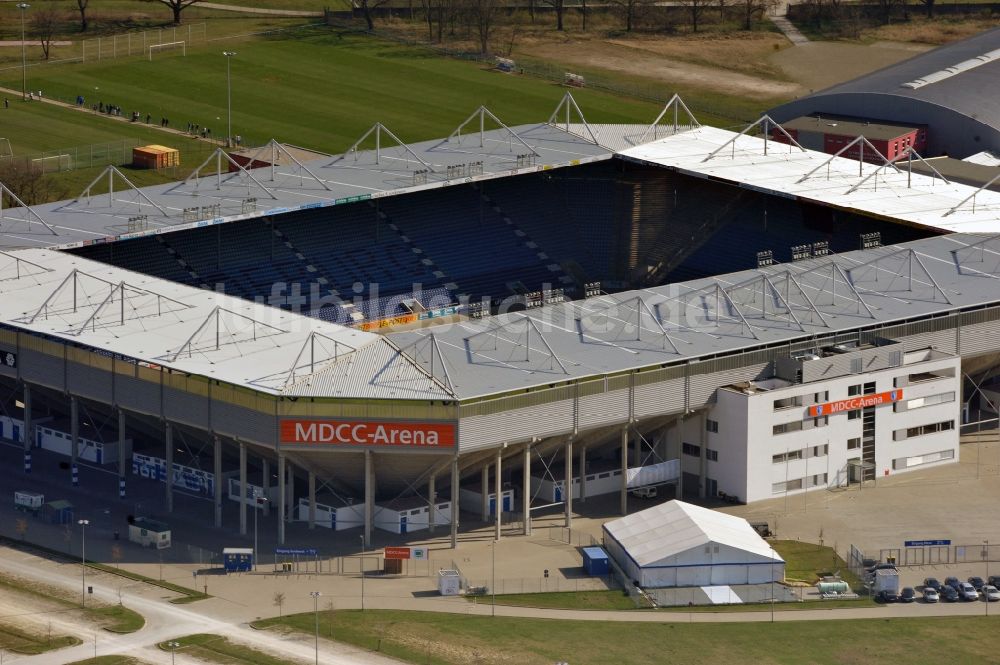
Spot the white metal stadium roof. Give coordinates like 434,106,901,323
603,500,782,567
617,125,1000,234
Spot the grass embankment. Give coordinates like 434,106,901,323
771,539,862,589
67,657,147,665
158,634,294,665
255,609,1000,665
0,572,144,633
0,622,80,654
466,589,636,610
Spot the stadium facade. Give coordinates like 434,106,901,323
1,95,999,550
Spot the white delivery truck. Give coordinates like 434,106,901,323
872,568,900,595
14,491,44,514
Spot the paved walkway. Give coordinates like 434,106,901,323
770,13,810,45
199,2,325,17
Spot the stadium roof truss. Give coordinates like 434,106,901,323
163,305,288,363
951,233,1000,277
173,147,279,200
239,139,334,192
73,165,170,216
464,315,570,375
0,181,56,236
703,115,807,163
574,294,682,354
548,92,601,145
327,122,437,173
443,105,539,158
634,94,702,145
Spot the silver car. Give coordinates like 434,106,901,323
922,587,939,603
982,585,1000,602
958,582,979,601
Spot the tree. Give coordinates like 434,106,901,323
539,0,566,30
610,0,651,31
30,7,60,61
471,0,504,54
358,0,393,31
918,0,934,17
739,0,775,29
0,162,67,206
272,591,286,617
76,0,90,32
147,0,203,25
683,0,708,32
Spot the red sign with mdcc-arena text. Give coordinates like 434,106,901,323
280,419,456,448
807,389,903,418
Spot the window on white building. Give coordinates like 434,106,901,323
848,437,861,450
706,419,719,433
894,419,955,441
682,443,700,457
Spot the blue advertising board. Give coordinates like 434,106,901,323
275,547,318,556
904,539,951,547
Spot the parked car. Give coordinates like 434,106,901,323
982,585,1000,602
989,576,1000,589
630,486,657,499
922,587,939,603
900,587,916,603
968,576,986,591
958,582,979,601
944,576,962,591
875,589,899,603
923,577,943,592
940,586,960,602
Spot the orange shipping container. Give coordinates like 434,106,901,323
132,144,180,169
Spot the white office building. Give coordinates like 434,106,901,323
676,341,961,504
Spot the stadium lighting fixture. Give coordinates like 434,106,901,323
17,3,29,102
310,591,321,664
223,52,237,147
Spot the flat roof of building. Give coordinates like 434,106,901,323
780,114,921,142
910,157,1000,192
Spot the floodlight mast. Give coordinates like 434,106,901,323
223,52,237,148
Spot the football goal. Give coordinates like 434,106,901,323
31,154,73,173
148,41,186,61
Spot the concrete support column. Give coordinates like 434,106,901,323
564,438,573,528
308,470,316,530
674,415,683,500
285,460,294,521
164,422,174,512
620,427,628,516
450,457,459,549
481,464,490,522
578,444,587,504
494,447,502,541
117,409,126,498
239,441,248,536
262,458,270,516
428,474,436,534
277,453,286,545
363,450,374,549
22,383,32,474
213,435,223,528
70,395,79,487
633,433,642,468
699,412,707,500
523,444,532,536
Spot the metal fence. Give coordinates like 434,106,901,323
547,525,601,548
880,543,999,567
463,574,617,595
80,24,208,63
0,138,140,174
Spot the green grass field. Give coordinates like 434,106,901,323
158,634,293,665
66,657,145,665
0,29,662,156
256,609,1000,665
466,589,638,610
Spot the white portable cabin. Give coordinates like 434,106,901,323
438,570,462,596
14,490,44,512
374,496,452,535
227,477,277,506
0,414,51,444
602,500,784,588
132,453,215,496
458,482,515,515
296,494,366,531
128,517,171,549
530,460,623,503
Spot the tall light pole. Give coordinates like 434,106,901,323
253,494,267,572
17,3,30,102
986,539,990,617
491,540,496,617
78,519,90,607
222,51,236,147
359,535,365,612
167,640,179,665
310,591,321,665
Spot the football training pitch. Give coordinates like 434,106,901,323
1,29,664,156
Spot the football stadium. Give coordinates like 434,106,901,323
2,74,1000,558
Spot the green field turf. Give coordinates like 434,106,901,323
0,29,663,155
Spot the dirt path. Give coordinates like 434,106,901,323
519,38,802,100
198,2,324,17
767,41,929,92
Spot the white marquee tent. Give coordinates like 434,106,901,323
603,500,784,588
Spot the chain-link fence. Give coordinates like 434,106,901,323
80,24,208,64
547,525,601,548
0,138,140,174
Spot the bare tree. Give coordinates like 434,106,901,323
540,0,566,30
471,0,504,54
358,0,393,31
147,0,203,25
0,162,65,206
610,0,651,31
76,0,90,32
30,7,60,61
740,0,774,29
272,591,286,617
918,0,934,17
683,0,708,32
